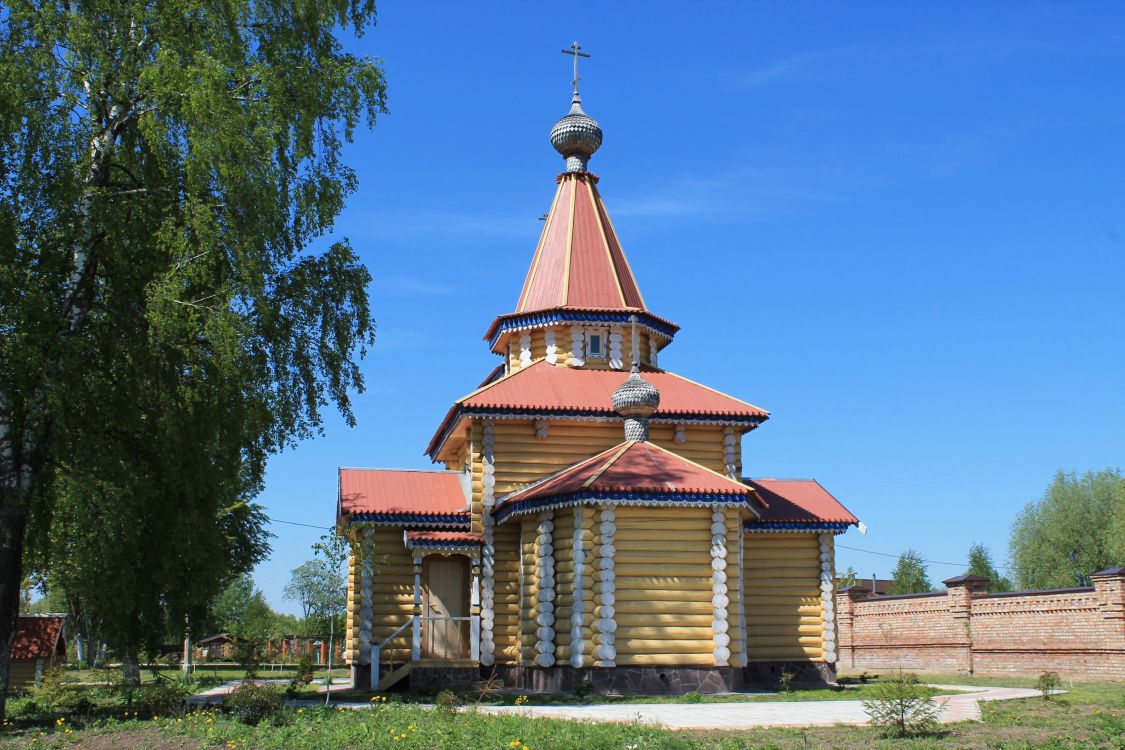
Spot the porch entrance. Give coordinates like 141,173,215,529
422,555,470,659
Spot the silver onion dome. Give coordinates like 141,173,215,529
612,370,660,441
550,93,602,173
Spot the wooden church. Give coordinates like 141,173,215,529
338,68,858,694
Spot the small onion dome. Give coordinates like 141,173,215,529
550,92,602,172
612,370,660,419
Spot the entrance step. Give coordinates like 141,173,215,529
377,662,412,692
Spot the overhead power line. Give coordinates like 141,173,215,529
835,543,1016,571
265,515,333,530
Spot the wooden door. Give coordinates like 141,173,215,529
423,556,469,659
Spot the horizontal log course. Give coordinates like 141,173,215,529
615,613,714,627
615,587,713,602
614,654,716,666
746,595,824,607
615,552,713,565
747,624,823,636
617,639,715,654
746,605,822,617
614,519,714,531
615,626,714,640
746,614,823,626
616,563,713,577
749,635,823,647
615,601,715,615
749,648,821,660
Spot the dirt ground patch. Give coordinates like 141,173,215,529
0,727,205,750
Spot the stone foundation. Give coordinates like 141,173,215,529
488,665,738,695
743,661,836,689
408,666,482,693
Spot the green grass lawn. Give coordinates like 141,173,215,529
1,673,1121,749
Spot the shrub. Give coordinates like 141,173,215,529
681,691,702,703
289,650,316,692
28,668,93,714
138,682,192,717
225,682,283,726
778,668,796,694
436,689,462,715
233,640,263,679
1037,671,1062,700
572,677,594,699
862,673,941,737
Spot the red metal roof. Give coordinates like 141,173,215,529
12,615,64,660
427,361,768,457
499,441,758,508
339,469,467,517
747,479,858,524
516,173,646,314
405,531,484,545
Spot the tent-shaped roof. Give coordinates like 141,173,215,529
12,615,65,660
516,172,646,314
494,441,761,521
338,468,468,526
745,478,858,525
427,361,768,458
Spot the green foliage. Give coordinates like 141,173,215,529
861,672,942,737
233,640,264,680
283,557,347,634
435,689,463,715
1,0,386,712
225,682,283,726
887,549,933,594
966,543,1014,592
288,651,316,694
211,575,277,643
1010,469,1125,589
836,566,858,588
778,668,796,695
1036,671,1062,700
137,681,192,717
681,690,703,703
27,668,93,714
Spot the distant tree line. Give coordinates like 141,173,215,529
841,468,1124,595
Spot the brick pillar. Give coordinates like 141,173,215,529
943,575,988,674
1092,567,1125,664
837,585,871,670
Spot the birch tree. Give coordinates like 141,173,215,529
0,0,385,718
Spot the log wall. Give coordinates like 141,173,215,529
744,533,825,662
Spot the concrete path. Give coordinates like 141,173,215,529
478,685,1046,730
190,680,1047,729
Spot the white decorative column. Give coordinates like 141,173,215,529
535,511,556,667
819,533,837,664
358,527,375,669
737,522,748,667
518,332,532,369
568,325,585,367
479,421,497,666
470,556,481,662
649,335,659,367
545,329,558,364
570,506,587,668
710,509,731,666
411,556,423,661
594,504,617,667
723,426,738,479
608,327,624,369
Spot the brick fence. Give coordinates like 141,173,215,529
836,567,1125,679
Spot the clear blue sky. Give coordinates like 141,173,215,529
256,1,1125,612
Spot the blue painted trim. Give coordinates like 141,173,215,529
462,406,762,426
744,521,852,533
493,491,752,524
407,539,481,549
348,512,470,528
488,310,678,348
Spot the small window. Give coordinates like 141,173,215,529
586,330,606,359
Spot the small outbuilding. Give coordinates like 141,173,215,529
9,615,66,691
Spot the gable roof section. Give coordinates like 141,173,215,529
427,361,769,458
745,478,858,525
494,441,762,521
516,172,646,314
338,468,468,526
12,615,65,660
